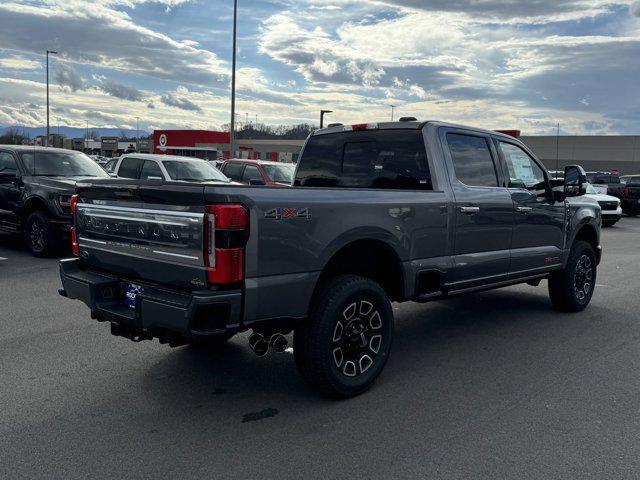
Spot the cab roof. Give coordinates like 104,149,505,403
311,120,522,142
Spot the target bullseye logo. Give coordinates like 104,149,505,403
159,134,168,147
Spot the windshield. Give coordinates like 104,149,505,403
162,160,230,182
263,164,295,184
20,150,109,177
585,183,598,195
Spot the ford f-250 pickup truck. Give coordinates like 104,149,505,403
59,120,601,398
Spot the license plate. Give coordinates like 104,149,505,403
124,283,143,309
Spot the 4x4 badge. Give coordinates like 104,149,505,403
265,208,312,220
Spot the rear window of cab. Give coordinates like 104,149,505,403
295,130,432,190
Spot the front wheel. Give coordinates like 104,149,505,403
294,275,394,398
25,211,59,258
548,240,597,312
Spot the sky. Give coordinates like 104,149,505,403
0,0,639,135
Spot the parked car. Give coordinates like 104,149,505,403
619,175,640,216
585,171,623,196
102,158,119,175
112,154,231,183
0,146,109,256
59,121,601,398
221,159,295,186
584,183,622,227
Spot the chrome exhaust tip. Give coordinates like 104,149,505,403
269,333,288,353
249,333,269,357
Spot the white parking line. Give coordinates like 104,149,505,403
0,257,7,261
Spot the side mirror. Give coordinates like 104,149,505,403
564,165,587,198
249,179,265,186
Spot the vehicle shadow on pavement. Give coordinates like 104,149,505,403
139,286,606,408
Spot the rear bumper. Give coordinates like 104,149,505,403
58,258,242,344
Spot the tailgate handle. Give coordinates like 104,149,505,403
516,206,533,213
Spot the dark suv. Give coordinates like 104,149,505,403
0,146,109,256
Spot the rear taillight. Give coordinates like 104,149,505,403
70,194,79,256
620,187,629,197
70,194,78,214
71,227,79,256
204,205,248,285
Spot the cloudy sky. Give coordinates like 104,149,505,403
0,0,639,135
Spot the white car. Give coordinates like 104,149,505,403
584,183,622,227
112,154,232,183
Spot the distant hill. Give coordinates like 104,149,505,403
0,126,150,139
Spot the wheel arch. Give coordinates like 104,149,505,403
313,238,406,303
18,195,51,226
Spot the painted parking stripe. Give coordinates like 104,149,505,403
0,257,7,261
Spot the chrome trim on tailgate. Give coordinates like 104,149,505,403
76,203,205,266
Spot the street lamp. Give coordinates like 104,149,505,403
389,105,396,121
229,0,238,159
136,116,140,151
46,50,58,147
320,110,333,129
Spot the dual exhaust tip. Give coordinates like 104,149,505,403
249,332,288,357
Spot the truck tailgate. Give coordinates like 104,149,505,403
75,180,208,290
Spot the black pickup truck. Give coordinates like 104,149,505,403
59,121,601,397
619,175,640,216
0,146,109,256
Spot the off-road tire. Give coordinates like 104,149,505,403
548,240,596,312
25,211,59,258
294,275,394,398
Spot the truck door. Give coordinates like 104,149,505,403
441,129,514,286
0,151,21,229
495,139,565,274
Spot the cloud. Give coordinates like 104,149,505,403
55,62,84,91
161,92,202,112
0,55,40,70
376,0,626,20
100,80,145,101
632,0,640,16
0,1,228,88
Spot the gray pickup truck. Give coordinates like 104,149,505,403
59,120,601,398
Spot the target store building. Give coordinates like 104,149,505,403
154,130,230,159
153,130,305,162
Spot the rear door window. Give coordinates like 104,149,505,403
118,158,144,179
223,162,244,181
446,133,498,187
295,129,431,190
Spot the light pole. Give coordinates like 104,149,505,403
46,50,58,147
320,110,333,129
229,0,238,159
85,120,89,153
389,105,396,121
136,117,140,151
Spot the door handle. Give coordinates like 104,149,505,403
516,206,533,213
460,206,480,215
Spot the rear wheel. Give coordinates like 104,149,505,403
25,211,59,258
548,240,596,312
294,275,394,398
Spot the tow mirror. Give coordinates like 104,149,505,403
564,165,587,198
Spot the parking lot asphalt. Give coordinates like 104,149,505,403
2,219,640,480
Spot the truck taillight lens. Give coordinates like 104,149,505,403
620,187,629,197
71,227,79,256
204,205,248,285
70,194,79,256
70,194,79,214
